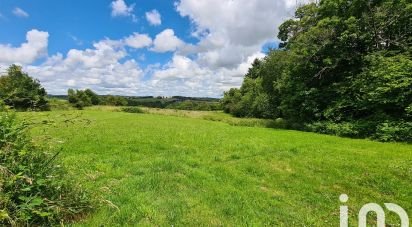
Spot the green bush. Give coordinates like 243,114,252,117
121,107,144,114
305,121,362,138
48,98,74,111
273,118,288,129
305,120,412,143
0,109,92,225
102,95,128,106
374,121,412,143
68,89,94,109
165,100,222,111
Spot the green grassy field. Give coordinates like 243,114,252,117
21,109,411,226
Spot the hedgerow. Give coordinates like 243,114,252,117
0,102,93,225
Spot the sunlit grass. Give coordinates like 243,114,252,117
21,110,412,226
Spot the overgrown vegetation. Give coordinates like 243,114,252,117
166,100,221,111
68,89,101,109
0,102,92,225
0,65,49,111
64,91,222,111
121,106,144,114
223,0,412,142
48,98,74,111
101,95,128,107
125,96,221,110
67,89,130,109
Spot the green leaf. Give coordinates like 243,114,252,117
33,210,51,217
21,187,32,192
0,210,9,220
29,198,44,207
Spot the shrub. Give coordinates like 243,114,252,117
102,95,128,106
0,109,92,225
305,120,412,143
68,89,94,109
84,89,101,105
305,121,362,138
374,121,412,143
48,98,74,111
166,100,222,111
121,107,144,114
0,100,7,112
273,118,288,129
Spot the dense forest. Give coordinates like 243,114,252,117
223,0,412,142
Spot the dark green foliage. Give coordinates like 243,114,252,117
374,121,412,142
101,95,128,106
68,89,101,109
223,0,412,142
126,97,169,108
126,96,222,111
305,121,366,138
68,89,91,109
0,65,49,111
0,109,92,225
121,107,144,114
84,89,101,105
67,89,128,108
167,100,221,111
222,88,243,116
55,94,222,111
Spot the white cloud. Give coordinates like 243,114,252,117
145,10,162,26
176,0,300,46
151,29,184,53
153,55,207,80
124,33,152,49
64,39,125,68
148,52,265,96
0,29,49,65
110,0,137,21
174,0,298,70
26,39,143,95
111,0,133,16
13,7,29,18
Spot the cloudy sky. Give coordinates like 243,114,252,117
0,0,302,97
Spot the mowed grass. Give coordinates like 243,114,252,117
20,110,411,226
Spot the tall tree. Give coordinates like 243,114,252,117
0,65,49,111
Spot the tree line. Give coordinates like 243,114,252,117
222,0,411,142
67,89,128,109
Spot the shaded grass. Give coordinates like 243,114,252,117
21,110,412,226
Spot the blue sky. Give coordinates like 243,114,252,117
0,0,300,97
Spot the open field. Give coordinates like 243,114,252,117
20,109,412,226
